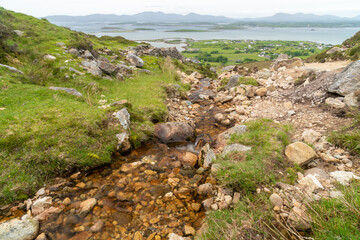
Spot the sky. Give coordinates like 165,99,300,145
1,0,360,18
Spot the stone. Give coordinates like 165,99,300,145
222,143,251,156
35,233,47,240
98,61,119,74
126,53,144,68
168,233,189,240
214,113,225,123
116,132,131,153
35,188,46,196
344,92,358,108
255,87,267,97
269,193,283,207
63,197,71,205
202,198,214,211
330,191,344,199
31,197,52,216
225,75,239,90
302,129,322,145
0,218,39,240
114,108,131,130
120,161,143,173
81,60,102,76
326,47,345,54
329,171,360,185
14,30,25,36
232,192,241,205
298,174,324,194
69,48,79,56
304,168,329,180
82,50,94,59
178,151,198,167
0,63,24,74
198,143,216,169
43,54,56,60
328,60,360,96
154,122,194,143
318,153,340,163
325,98,345,109
198,183,213,195
271,57,303,71
285,142,317,166
287,207,311,230
245,85,257,98
49,87,82,97
191,203,201,212
216,125,247,149
79,198,97,216
184,225,195,236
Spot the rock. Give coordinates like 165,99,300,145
216,125,247,149
304,168,329,180
202,198,214,210
285,142,317,166
184,225,195,236
211,164,221,175
198,143,216,169
35,187,45,196
276,54,289,61
69,48,80,56
328,60,360,96
79,198,97,216
43,54,56,60
287,207,311,230
330,191,344,199
31,197,52,216
222,143,251,156
116,132,131,153
82,50,94,60
255,87,267,97
49,87,82,97
168,233,189,240
90,220,104,232
214,113,225,123
298,174,324,194
225,75,239,90
120,161,143,173
344,92,358,108
325,98,345,108
63,197,71,205
0,63,24,74
117,64,133,75
245,85,257,98
318,153,340,163
191,203,201,212
210,67,216,73
98,61,119,75
114,108,131,130
271,57,303,71
69,67,84,75
81,60,102,76
34,207,61,221
0,218,39,240
232,192,241,205
326,47,345,54
178,151,198,167
302,129,322,145
329,171,360,185
126,53,144,68
154,122,194,143
269,193,283,207
198,183,213,195
35,233,47,240
14,30,25,36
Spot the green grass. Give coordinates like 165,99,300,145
0,8,195,204
215,119,292,194
238,76,258,86
307,181,360,240
328,114,360,155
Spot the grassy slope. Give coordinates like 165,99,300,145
0,8,204,204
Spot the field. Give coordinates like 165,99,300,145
182,39,330,67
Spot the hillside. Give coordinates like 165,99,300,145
0,7,213,203
307,30,360,62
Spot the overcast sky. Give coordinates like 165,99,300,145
1,0,360,18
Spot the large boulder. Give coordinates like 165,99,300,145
81,60,102,76
154,122,194,143
0,217,39,240
126,53,144,68
98,61,119,75
285,142,317,166
328,60,360,96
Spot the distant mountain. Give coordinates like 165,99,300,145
46,12,360,24
46,11,235,23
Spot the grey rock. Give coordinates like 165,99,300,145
98,61,119,75
198,183,213,195
49,87,82,97
0,218,39,240
82,50,94,60
69,48,79,56
329,171,360,185
154,122,194,143
344,92,358,108
225,75,240,90
126,53,144,68
117,64,133,76
81,60,102,76
328,60,360,96
114,108,131,130
221,65,235,72
269,193,283,207
271,57,303,71
222,143,251,156
198,143,216,169
43,54,56,61
210,67,216,73
325,98,345,108
0,63,24,74
69,67,84,75
116,132,131,153
304,168,329,180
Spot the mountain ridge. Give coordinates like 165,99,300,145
46,11,360,23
